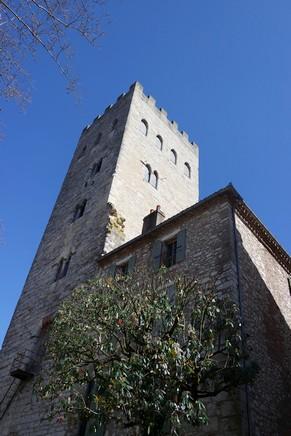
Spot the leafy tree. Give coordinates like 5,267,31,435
0,0,104,106
37,272,258,435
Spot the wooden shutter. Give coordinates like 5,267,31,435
127,255,136,274
176,229,186,263
151,240,162,271
167,284,176,305
107,263,116,277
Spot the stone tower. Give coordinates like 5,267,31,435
0,82,199,434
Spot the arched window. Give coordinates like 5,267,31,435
184,162,191,178
150,171,158,189
55,254,72,281
112,119,118,131
72,199,87,222
170,149,177,165
140,119,149,136
94,132,102,145
155,135,163,150
144,164,151,182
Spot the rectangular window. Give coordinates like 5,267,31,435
163,238,177,267
116,262,129,276
107,256,136,277
288,277,291,296
151,229,186,271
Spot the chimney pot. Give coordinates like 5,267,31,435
142,207,165,234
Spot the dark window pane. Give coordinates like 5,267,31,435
140,119,148,136
170,149,177,164
95,133,102,145
164,239,177,267
92,158,103,176
155,135,163,150
116,262,129,276
55,255,71,281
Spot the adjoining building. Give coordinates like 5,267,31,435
0,82,290,435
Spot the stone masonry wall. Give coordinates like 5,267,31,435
108,82,199,243
235,213,291,436
0,89,134,435
100,196,244,436
0,82,200,435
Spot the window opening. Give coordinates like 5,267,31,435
116,262,129,276
112,119,118,131
163,238,177,267
170,149,177,165
72,200,87,222
150,171,158,189
140,119,148,136
184,162,191,178
55,255,72,281
144,164,151,182
94,132,102,146
155,135,163,150
91,158,103,176
152,230,186,271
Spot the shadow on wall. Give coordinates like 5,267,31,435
236,230,291,436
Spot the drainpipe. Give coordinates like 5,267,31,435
231,204,251,436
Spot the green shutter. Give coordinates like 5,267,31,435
107,263,116,277
167,284,176,305
176,229,186,263
127,255,136,274
152,240,162,271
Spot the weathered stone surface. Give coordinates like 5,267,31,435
0,83,290,436
0,83,199,435
99,191,291,436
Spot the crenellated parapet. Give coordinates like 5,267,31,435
81,81,198,150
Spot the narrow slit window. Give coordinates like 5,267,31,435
112,119,118,131
55,255,72,281
144,164,151,182
140,119,149,136
150,171,159,189
72,200,87,222
94,132,102,146
155,135,163,151
170,149,177,165
91,158,103,176
184,162,191,178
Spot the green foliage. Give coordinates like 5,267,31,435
37,271,258,435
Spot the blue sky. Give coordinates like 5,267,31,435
1,0,290,346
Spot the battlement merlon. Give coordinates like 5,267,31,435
80,81,199,154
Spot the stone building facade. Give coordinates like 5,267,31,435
0,83,290,436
